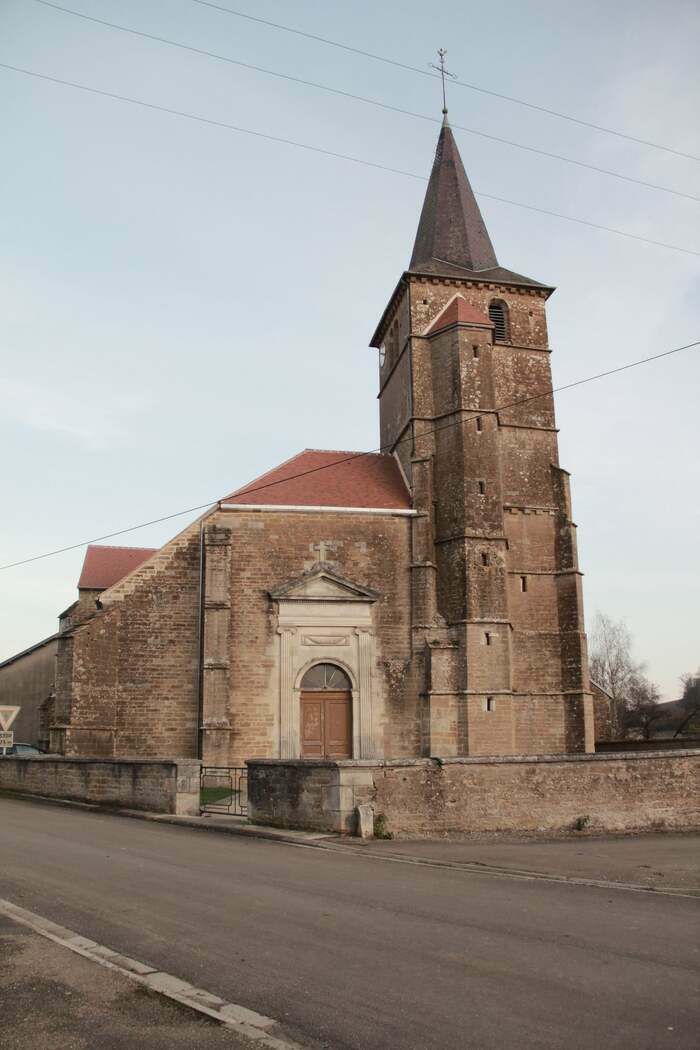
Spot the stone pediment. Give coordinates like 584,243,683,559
269,566,379,602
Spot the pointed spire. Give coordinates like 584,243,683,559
409,120,499,275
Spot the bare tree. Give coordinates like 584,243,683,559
588,613,644,735
673,672,700,738
623,675,663,739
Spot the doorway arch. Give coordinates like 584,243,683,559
300,662,353,759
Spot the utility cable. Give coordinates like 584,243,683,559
2,62,698,258
32,1,699,204
1,338,697,572
190,0,700,163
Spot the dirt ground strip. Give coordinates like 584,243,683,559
0,916,259,1050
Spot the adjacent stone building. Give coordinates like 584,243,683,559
51,118,594,764
0,634,58,749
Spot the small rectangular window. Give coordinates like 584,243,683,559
478,480,486,495
476,417,482,432
485,697,495,713
481,552,489,566
473,345,479,359
485,632,491,646
520,576,528,592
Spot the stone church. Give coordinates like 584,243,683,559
52,117,594,764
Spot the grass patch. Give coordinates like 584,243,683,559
200,786,234,805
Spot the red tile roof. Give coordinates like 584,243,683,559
78,545,158,590
425,295,492,336
222,450,412,510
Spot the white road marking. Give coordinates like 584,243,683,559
0,897,304,1049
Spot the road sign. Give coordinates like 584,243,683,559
0,707,20,731
0,731,13,749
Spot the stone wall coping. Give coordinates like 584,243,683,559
247,749,700,769
3,756,201,768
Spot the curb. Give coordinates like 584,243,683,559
134,811,340,847
0,897,305,1049
0,788,339,847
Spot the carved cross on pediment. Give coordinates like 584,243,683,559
310,540,338,564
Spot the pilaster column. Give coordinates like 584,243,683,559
355,628,375,758
201,525,232,765
278,627,297,758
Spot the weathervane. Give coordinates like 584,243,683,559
429,48,457,116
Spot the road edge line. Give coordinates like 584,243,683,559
0,897,304,1049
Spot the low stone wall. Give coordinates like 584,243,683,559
247,751,700,837
0,757,201,816
248,761,375,833
596,738,700,752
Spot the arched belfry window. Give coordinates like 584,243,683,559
489,300,509,342
301,663,352,691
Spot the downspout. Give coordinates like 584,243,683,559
196,521,205,760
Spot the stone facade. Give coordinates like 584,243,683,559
54,510,416,763
372,275,594,757
52,523,202,757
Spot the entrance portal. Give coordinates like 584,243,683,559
300,663,352,759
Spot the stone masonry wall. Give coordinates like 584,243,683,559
216,508,415,764
248,752,700,836
54,520,203,758
53,505,417,765
0,757,201,814
376,272,592,757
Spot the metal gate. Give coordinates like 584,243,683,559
200,766,248,816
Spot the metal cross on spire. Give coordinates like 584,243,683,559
429,48,457,116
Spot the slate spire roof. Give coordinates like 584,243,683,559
410,115,498,275
407,118,550,290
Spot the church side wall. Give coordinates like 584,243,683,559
58,526,202,758
216,509,416,764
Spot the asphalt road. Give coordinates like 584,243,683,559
1,797,698,1050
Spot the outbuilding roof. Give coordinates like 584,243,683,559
222,449,412,510
77,545,158,590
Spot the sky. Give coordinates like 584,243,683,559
1,0,698,700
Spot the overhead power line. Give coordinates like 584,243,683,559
1,339,698,573
33,0,699,204
191,0,700,164
2,62,698,258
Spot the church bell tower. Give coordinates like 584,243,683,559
371,115,594,756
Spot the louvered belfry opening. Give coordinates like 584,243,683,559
488,300,509,342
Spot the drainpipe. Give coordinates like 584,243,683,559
196,521,205,760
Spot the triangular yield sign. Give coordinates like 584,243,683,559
0,707,20,731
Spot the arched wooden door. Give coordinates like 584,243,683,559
300,663,352,759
